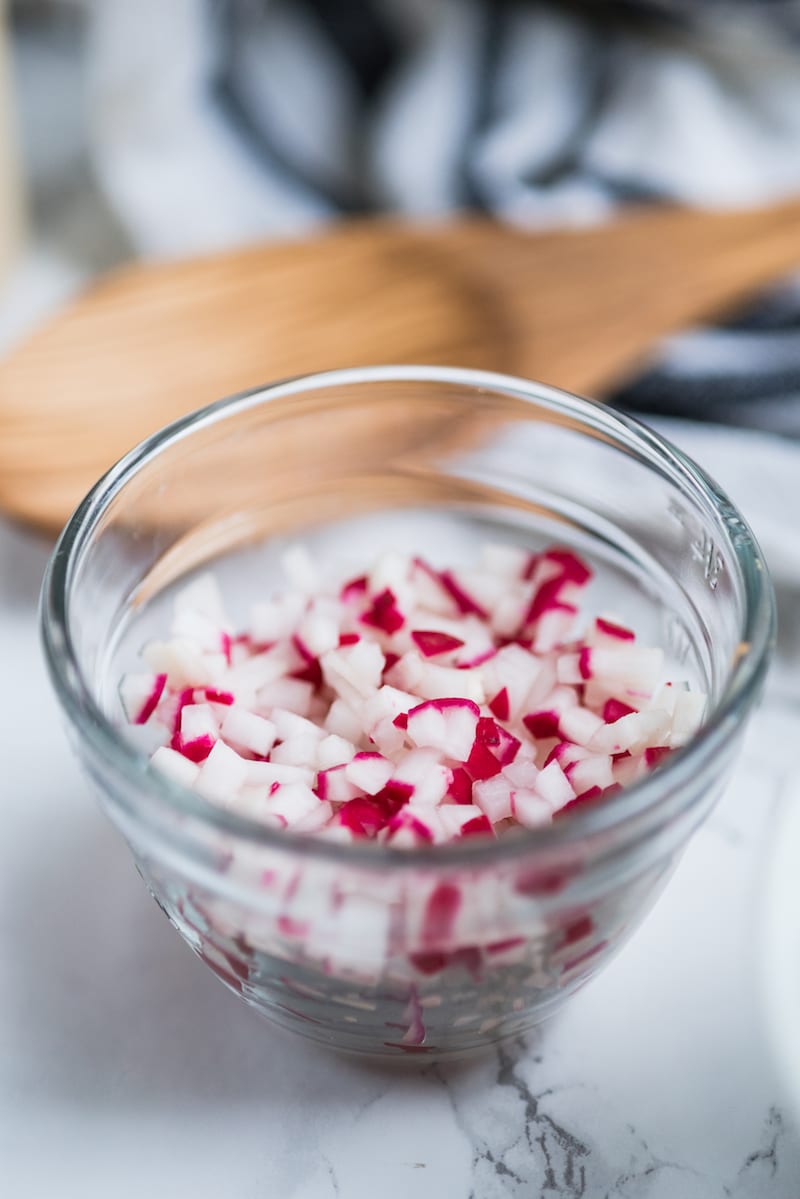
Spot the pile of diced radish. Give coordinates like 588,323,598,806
120,543,705,846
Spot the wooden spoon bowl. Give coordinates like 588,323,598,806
1,202,799,532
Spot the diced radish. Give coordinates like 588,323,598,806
361,588,405,635
491,590,530,638
368,552,413,605
480,643,544,719
502,758,539,790
294,799,334,833
583,646,664,696
265,781,320,826
474,776,513,823
392,749,450,806
670,690,706,746
321,641,385,705
438,804,488,838
438,570,488,619
589,708,672,755
316,764,361,803
340,574,368,603
127,538,705,853
448,766,473,805
460,814,494,837
533,605,578,653
270,708,325,743
512,790,552,828
384,650,424,693
410,557,458,616
406,697,480,761
339,796,393,839
194,741,249,803
645,746,671,769
488,687,510,721
120,672,167,725
246,761,315,787
603,698,636,723
345,752,394,795
534,759,576,809
385,805,444,845
370,716,407,756
317,734,357,770
545,740,590,771
567,754,615,794
220,707,277,757
271,736,323,767
171,732,215,763
297,609,340,657
250,592,306,643
324,698,364,743
181,702,220,743
150,744,200,787
360,684,418,729
557,706,604,747
143,639,226,688
414,662,485,705
170,607,228,655
593,616,635,643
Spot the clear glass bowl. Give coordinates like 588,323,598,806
41,366,774,1058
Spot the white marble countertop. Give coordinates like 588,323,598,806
2,424,800,1198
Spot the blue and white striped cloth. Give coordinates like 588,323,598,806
84,0,800,431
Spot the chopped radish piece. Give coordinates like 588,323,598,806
406,697,480,761
151,745,201,787
317,734,357,770
120,672,167,725
671,690,706,746
411,629,465,658
219,705,278,752
513,790,553,829
534,760,576,810
392,749,451,806
316,765,361,804
271,736,323,767
194,741,249,802
361,588,405,635
324,698,364,743
345,752,394,795
265,782,320,826
474,776,513,823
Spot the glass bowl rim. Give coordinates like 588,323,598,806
41,364,775,869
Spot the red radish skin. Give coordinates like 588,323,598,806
361,588,405,635
523,711,560,739
438,571,488,619
645,746,672,768
488,687,510,721
411,629,466,658
448,767,474,805
136,673,167,724
603,698,636,723
596,617,635,641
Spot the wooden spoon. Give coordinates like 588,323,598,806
2,201,800,533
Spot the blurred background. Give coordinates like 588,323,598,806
3,0,800,429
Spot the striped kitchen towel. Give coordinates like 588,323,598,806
84,0,800,431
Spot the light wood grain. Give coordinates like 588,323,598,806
1,203,799,532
